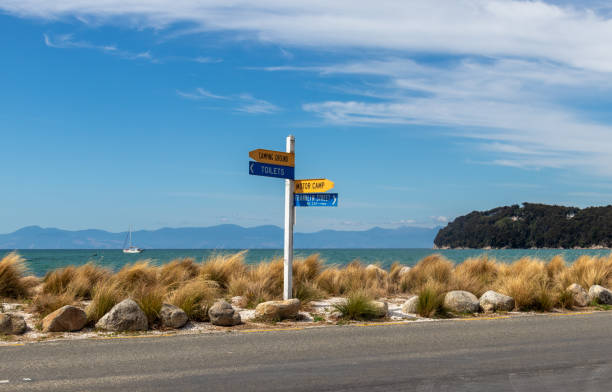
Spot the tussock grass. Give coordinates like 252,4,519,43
43,266,76,295
86,281,123,323
158,257,199,288
452,255,499,297
200,251,247,289
494,258,555,311
31,292,76,318
43,263,110,299
416,280,446,317
404,254,454,294
8,250,612,322
114,261,157,292
133,285,164,324
0,252,29,299
167,279,218,321
559,255,612,290
333,291,378,320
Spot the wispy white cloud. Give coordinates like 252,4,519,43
235,93,279,114
5,1,612,72
282,57,612,175
193,56,222,64
176,89,279,114
43,33,153,61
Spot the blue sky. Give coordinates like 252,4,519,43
2,0,612,233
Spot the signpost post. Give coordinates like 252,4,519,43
283,136,295,300
249,136,337,300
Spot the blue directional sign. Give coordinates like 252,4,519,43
294,193,338,207
249,161,295,180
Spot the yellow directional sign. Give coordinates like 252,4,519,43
294,179,335,194
249,149,295,167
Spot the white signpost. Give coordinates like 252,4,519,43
283,135,295,300
249,135,337,300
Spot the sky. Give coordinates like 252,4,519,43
2,0,612,234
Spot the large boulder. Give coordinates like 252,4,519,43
0,313,27,335
208,300,241,326
159,303,188,329
371,300,388,318
567,284,589,307
231,296,248,308
444,291,480,313
255,299,300,320
589,285,612,305
42,305,87,332
401,296,418,314
479,291,515,313
95,299,148,331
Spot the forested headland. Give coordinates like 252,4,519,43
434,203,612,249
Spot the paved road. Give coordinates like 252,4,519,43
1,312,611,391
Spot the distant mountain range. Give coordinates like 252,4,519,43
0,225,441,249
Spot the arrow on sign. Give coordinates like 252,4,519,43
249,149,295,167
294,193,338,207
249,161,295,179
294,179,335,194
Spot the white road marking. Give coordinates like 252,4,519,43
0,380,9,384
22,378,32,381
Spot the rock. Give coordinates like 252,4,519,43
444,290,480,313
328,311,343,321
231,296,248,308
401,296,419,314
479,291,515,313
95,299,148,331
567,284,589,307
398,266,411,277
159,303,188,328
0,313,27,335
255,299,301,320
371,300,388,318
297,311,314,322
208,300,241,326
588,285,612,305
42,305,87,332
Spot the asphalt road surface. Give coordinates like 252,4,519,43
1,312,611,391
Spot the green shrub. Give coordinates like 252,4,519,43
333,291,378,320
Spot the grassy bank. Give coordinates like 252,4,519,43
2,251,612,323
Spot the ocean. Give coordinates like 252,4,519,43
5,248,612,277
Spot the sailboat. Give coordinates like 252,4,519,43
123,226,143,254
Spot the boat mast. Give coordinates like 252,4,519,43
129,225,132,248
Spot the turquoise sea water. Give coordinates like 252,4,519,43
4,248,612,277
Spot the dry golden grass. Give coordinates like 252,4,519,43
452,255,499,297
86,281,123,323
31,291,76,318
114,260,157,292
133,284,165,324
167,278,218,321
43,263,111,299
200,251,247,289
558,255,612,290
403,254,454,294
9,251,612,321
43,266,76,295
494,258,556,311
0,252,30,299
158,257,200,288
